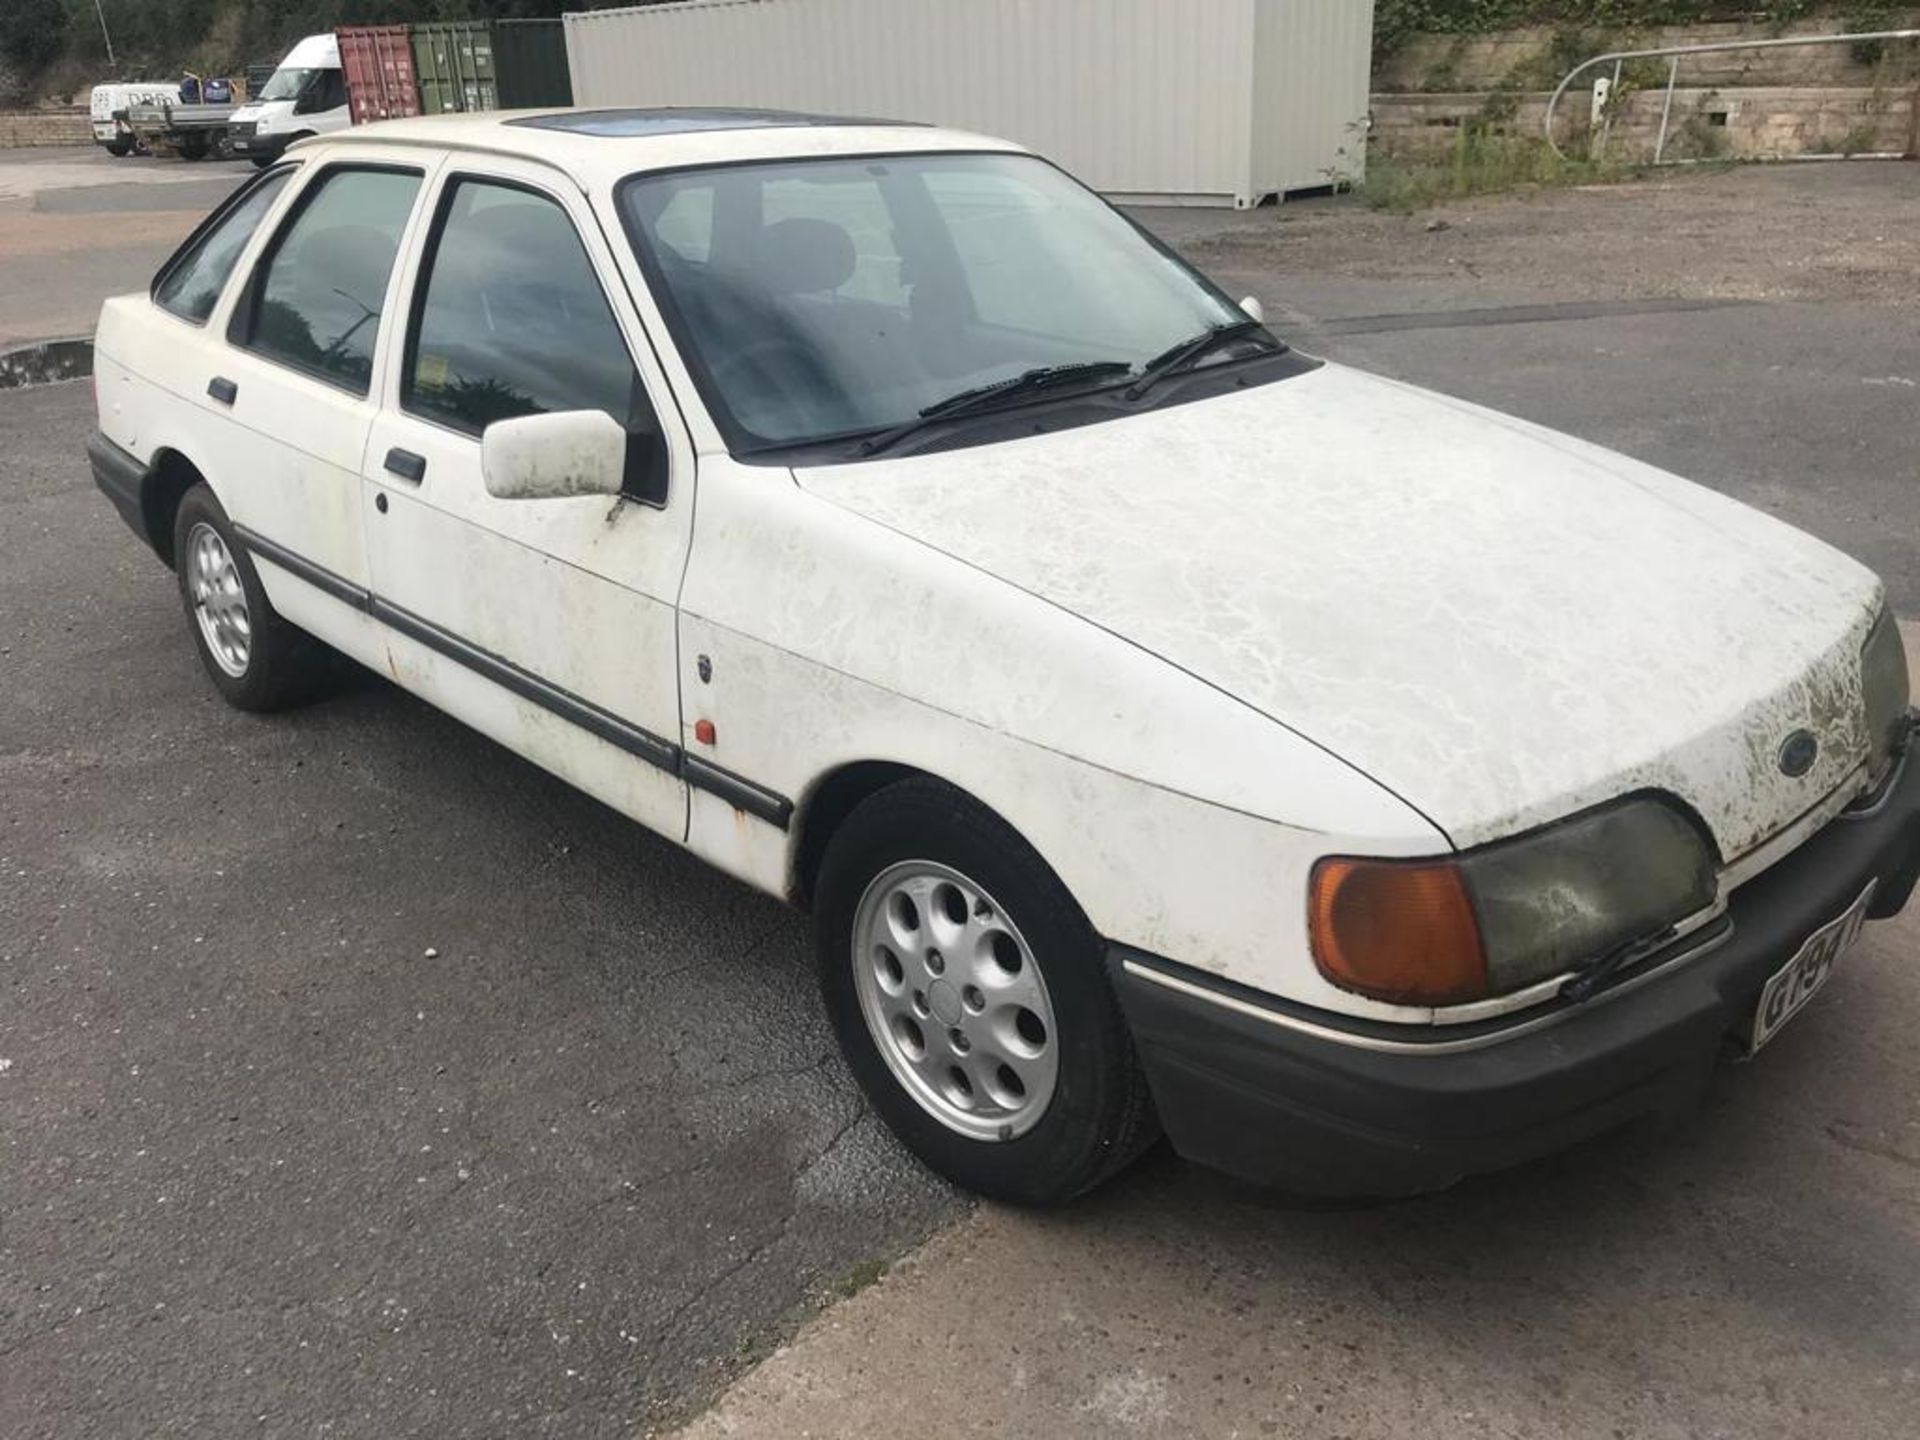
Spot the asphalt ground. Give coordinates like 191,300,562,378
2,150,1917,1437
0,373,961,1436
0,147,253,350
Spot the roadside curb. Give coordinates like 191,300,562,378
1,336,93,389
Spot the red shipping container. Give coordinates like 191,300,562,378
337,25,421,125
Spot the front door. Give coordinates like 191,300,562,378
361,159,694,839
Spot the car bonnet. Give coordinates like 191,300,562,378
794,362,1885,860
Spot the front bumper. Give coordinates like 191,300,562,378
226,126,285,159
1112,738,1920,1197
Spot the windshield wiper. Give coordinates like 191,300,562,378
857,361,1132,457
1124,317,1278,402
1560,926,1679,1003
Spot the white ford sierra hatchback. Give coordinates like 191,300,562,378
90,110,1918,1203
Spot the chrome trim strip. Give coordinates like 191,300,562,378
1842,736,1911,820
1719,763,1873,893
1122,923,1733,1057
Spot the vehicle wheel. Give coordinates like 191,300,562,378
250,156,273,169
105,140,132,157
815,779,1158,1204
172,484,328,711
178,134,209,161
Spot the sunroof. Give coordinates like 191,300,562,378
508,107,910,137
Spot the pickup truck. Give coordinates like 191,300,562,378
124,95,238,161
87,111,1919,1204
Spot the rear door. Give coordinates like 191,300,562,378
212,154,433,600
361,156,695,838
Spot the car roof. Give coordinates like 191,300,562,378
295,107,1026,190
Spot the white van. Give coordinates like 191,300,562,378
89,82,178,156
227,33,350,166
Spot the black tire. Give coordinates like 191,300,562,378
105,140,131,157
172,484,330,711
250,156,274,169
815,778,1158,1205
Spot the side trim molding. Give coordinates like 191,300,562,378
235,524,372,611
233,523,792,829
684,756,795,829
369,596,682,773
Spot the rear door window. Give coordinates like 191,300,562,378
232,166,423,395
153,168,294,324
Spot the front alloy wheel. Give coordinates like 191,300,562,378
815,778,1157,1204
853,860,1060,1141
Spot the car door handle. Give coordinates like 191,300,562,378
383,448,426,484
207,376,237,405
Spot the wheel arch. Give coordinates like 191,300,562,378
141,447,207,569
788,759,1073,916
788,759,928,909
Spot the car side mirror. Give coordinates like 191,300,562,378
1239,295,1265,323
481,410,628,501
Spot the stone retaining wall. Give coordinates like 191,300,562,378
0,108,92,147
1376,14,1920,93
1371,84,1918,160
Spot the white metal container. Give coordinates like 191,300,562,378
562,0,1373,206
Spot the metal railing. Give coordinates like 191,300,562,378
1543,29,1920,163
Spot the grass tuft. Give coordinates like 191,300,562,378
1360,131,1646,212
836,1258,890,1298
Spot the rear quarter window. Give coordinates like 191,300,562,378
152,167,296,324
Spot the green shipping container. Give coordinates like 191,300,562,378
493,19,573,109
410,21,496,116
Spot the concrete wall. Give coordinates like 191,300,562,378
1371,85,1917,160
0,108,90,147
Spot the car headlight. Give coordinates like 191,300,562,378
1309,799,1716,1006
1862,604,1911,781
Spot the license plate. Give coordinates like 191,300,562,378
1749,882,1875,1052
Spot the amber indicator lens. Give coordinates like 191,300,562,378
1309,858,1489,1005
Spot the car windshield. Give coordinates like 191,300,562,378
619,151,1251,453
258,67,320,102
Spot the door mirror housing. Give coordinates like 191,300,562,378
1239,295,1265,324
481,409,628,501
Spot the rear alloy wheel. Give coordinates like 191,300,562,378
816,779,1158,1204
172,484,331,711
185,521,251,678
